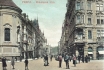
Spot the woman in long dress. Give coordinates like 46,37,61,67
73,55,76,67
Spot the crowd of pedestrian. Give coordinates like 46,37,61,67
55,53,91,69
0,54,91,70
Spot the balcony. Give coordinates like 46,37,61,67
87,10,92,14
75,9,85,14
96,11,104,15
75,22,85,28
96,37,104,46
74,35,85,43
75,39,84,43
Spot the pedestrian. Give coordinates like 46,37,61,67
85,55,88,63
78,55,81,63
69,56,72,62
88,56,90,62
15,57,17,61
1,57,4,70
11,57,15,69
2,57,7,70
64,53,70,69
82,55,84,63
50,55,53,61
72,55,76,67
58,54,62,68
44,55,49,66
24,58,28,70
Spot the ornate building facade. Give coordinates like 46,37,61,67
60,0,104,60
0,0,47,60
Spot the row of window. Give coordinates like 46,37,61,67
76,30,104,40
97,30,104,37
76,1,104,11
4,28,33,42
76,15,104,24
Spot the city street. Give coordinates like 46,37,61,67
0,58,104,70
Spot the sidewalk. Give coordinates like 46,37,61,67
0,58,36,63
0,58,103,70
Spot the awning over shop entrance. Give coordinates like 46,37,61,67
98,51,104,54
88,52,93,54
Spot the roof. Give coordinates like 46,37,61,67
0,0,21,10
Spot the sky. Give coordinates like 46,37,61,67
13,0,67,47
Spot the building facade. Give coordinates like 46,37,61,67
33,19,47,58
0,0,23,59
0,0,47,60
62,0,104,60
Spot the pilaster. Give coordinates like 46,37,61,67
84,43,88,57
93,44,97,60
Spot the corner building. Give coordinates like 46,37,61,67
0,0,41,60
66,0,104,60
0,0,22,58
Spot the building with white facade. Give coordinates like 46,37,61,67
0,0,47,60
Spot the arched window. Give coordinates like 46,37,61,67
88,47,93,52
97,46,104,51
5,28,10,41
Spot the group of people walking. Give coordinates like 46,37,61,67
1,54,90,70
57,53,90,69
1,57,28,70
57,53,77,69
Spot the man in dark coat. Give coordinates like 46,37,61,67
78,55,81,63
44,55,49,66
2,57,7,70
64,53,70,69
58,54,62,68
82,55,84,63
24,59,28,70
85,55,88,63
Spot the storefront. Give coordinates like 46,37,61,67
97,46,104,60
88,47,93,60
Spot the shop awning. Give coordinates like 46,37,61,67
98,51,104,54
88,52,93,54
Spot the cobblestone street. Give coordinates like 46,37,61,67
0,58,104,70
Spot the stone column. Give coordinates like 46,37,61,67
84,44,88,57
93,45,96,60
24,52,26,59
76,50,79,56
33,51,34,58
